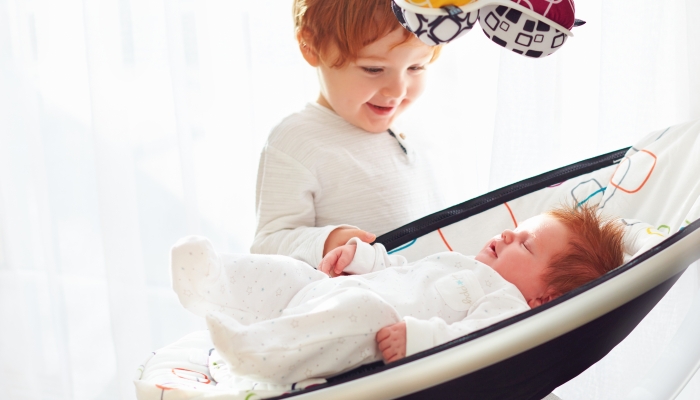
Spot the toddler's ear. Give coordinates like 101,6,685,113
297,29,320,67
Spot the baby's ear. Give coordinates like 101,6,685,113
297,29,319,67
527,298,543,309
527,290,560,308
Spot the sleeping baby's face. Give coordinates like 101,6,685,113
475,214,570,308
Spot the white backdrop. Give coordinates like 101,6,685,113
0,0,699,399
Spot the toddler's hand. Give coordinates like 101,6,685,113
323,227,375,256
319,244,357,277
376,321,407,363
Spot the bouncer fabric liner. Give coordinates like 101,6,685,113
134,119,700,400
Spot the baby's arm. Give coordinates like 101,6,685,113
402,292,529,358
376,322,407,362
374,297,525,364
318,238,408,276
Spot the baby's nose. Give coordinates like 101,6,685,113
501,229,515,243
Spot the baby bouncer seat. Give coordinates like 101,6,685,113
134,118,700,399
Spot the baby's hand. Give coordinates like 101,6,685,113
319,244,357,277
376,321,407,363
323,227,375,256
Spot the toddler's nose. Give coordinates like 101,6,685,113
381,76,407,99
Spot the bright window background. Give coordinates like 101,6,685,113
0,0,699,399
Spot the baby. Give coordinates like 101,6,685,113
172,205,625,384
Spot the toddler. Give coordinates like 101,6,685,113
251,0,446,267
173,205,627,384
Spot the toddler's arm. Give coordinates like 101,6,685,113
252,145,375,267
324,227,376,256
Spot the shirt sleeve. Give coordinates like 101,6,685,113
403,290,529,356
343,238,408,275
251,144,347,267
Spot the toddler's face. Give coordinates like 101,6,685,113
475,214,570,307
315,29,434,133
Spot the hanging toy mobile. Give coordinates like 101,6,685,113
391,0,585,58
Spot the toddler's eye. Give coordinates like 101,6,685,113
409,65,426,71
361,67,383,74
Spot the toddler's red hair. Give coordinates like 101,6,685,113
543,204,625,296
293,0,441,67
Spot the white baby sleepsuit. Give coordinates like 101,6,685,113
252,103,445,267
172,236,530,384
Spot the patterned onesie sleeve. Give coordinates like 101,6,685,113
342,239,408,275
403,289,530,356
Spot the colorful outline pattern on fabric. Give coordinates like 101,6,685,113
438,228,453,251
172,367,211,383
388,239,417,254
646,227,665,237
656,225,671,235
570,178,606,207
577,186,606,208
609,150,657,194
504,202,518,228
548,181,566,188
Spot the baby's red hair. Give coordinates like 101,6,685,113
293,0,441,67
543,204,625,296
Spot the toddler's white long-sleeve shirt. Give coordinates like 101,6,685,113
251,103,445,267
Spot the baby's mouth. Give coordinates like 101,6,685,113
489,242,497,257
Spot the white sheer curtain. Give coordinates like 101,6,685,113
0,0,698,399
